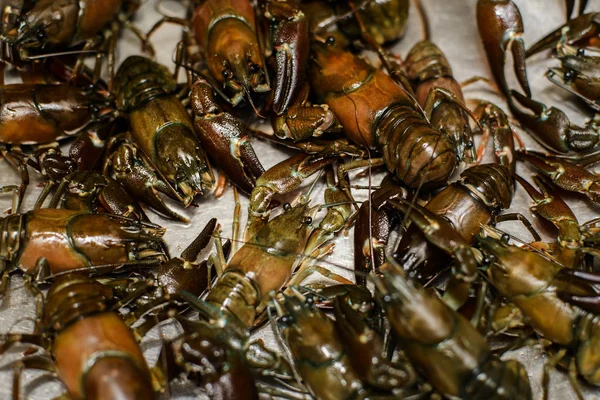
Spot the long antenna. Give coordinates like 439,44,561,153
413,0,431,41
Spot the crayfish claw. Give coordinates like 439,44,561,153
558,292,600,314
191,78,265,195
265,1,309,116
565,0,589,21
510,34,531,98
477,0,531,98
566,0,576,20
527,13,600,58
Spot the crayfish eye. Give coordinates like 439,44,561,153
249,63,261,73
305,295,315,308
279,315,295,326
482,254,496,266
465,140,474,149
36,29,46,41
500,234,510,244
222,69,232,79
326,36,335,46
302,216,312,225
564,69,575,82
577,48,585,57
283,203,292,211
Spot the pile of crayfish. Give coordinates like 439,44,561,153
2,0,600,398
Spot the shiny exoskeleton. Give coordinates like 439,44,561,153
320,0,410,46
190,77,265,195
477,0,530,98
0,208,166,297
478,1,600,154
152,315,260,399
376,265,533,399
0,83,111,145
192,0,270,107
394,164,513,282
309,40,457,189
478,234,600,394
203,157,353,328
205,199,317,327
527,11,600,58
186,0,310,115
0,0,138,85
113,56,214,206
391,101,516,285
546,41,600,111
509,89,600,154
515,174,584,269
102,135,192,222
273,289,412,400
0,273,155,399
404,40,475,163
7,0,124,50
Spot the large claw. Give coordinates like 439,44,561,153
477,0,531,98
263,1,309,115
516,175,582,248
389,198,478,310
518,150,600,204
190,79,265,195
566,0,589,20
104,141,189,223
62,171,150,223
515,174,582,267
246,153,336,239
68,123,112,171
270,82,341,141
547,41,600,111
527,13,600,57
509,90,600,153
354,179,410,286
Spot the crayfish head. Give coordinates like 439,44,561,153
16,0,77,49
206,21,269,107
476,234,559,298
252,200,316,258
276,290,343,365
376,266,454,345
154,125,214,206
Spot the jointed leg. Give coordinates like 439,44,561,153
0,186,21,215
542,348,567,400
567,357,585,400
210,225,227,277
0,258,10,302
23,259,48,334
124,21,156,58
494,213,542,243
1,148,30,213
337,158,385,208
232,187,241,254
12,355,57,400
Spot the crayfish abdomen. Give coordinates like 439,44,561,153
309,41,457,189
